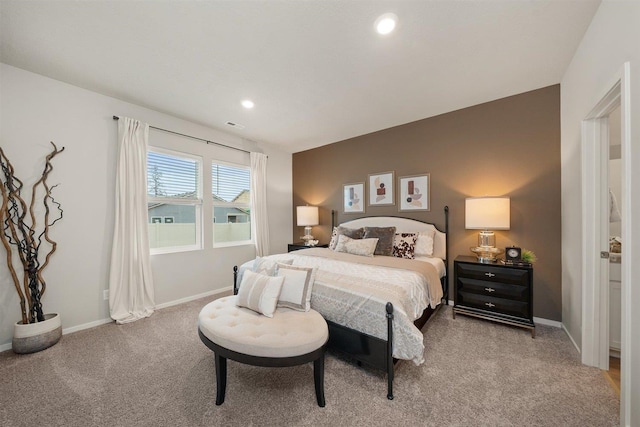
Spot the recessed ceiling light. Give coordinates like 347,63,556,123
241,100,254,109
375,13,398,35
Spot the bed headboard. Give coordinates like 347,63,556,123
332,206,449,261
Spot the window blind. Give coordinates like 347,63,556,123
212,163,250,203
147,151,199,198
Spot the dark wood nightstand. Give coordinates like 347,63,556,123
287,242,329,252
453,255,535,337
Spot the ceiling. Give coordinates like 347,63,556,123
0,1,600,153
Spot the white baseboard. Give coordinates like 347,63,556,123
154,286,232,310
62,318,113,335
533,316,562,328
563,323,581,354
0,287,233,354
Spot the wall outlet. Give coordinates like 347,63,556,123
103,290,109,301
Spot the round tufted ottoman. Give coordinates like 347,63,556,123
198,296,329,407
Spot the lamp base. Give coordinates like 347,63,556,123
301,226,316,246
470,246,504,263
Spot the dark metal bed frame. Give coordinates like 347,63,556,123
233,206,449,400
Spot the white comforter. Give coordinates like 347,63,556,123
238,248,443,365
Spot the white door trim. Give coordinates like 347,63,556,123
580,62,631,426
580,113,611,368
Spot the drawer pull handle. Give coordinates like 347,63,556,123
485,287,495,293
485,272,495,278
485,302,496,308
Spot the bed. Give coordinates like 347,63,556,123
233,206,449,399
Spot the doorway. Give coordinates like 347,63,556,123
580,62,631,423
606,105,622,395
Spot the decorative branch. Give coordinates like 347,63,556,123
0,173,27,324
0,142,64,324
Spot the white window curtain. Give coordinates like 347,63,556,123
108,116,155,324
250,152,270,256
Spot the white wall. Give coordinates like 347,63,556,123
561,1,640,424
0,64,292,349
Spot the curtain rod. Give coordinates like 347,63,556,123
112,115,251,155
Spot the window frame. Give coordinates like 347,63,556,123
147,146,203,255
211,159,253,248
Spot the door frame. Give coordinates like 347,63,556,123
580,62,631,423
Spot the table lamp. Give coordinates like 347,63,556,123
465,196,510,262
297,205,319,246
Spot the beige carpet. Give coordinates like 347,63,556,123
0,297,619,426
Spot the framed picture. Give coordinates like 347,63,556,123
343,182,365,214
368,171,395,206
398,174,430,211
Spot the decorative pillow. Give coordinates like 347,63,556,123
329,226,365,250
253,257,293,276
334,234,379,257
392,233,418,259
276,264,317,311
236,270,284,318
328,227,338,249
363,226,396,256
415,230,435,257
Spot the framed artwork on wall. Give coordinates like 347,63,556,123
343,182,365,214
367,171,395,206
398,174,430,211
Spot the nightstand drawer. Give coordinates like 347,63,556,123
457,291,530,319
457,277,528,302
456,262,529,286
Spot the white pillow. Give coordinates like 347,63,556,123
253,257,293,276
276,264,317,311
236,270,284,318
329,226,365,250
415,230,435,257
334,235,379,257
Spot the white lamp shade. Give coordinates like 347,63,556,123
296,206,319,226
465,197,510,230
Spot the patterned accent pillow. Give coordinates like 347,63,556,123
276,264,317,311
363,226,397,256
415,230,435,257
329,226,365,250
334,234,379,257
253,257,293,276
328,227,338,249
393,233,418,259
236,270,285,318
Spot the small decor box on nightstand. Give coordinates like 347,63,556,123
288,243,329,252
453,255,535,337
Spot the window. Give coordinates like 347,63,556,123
147,148,202,253
212,162,251,246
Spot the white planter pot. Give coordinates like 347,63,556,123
12,313,62,354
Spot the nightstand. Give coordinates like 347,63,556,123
287,242,329,252
453,255,535,337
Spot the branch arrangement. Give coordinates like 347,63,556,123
0,142,64,324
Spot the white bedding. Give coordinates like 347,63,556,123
415,256,446,279
238,248,444,365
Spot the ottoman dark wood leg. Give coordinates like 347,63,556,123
313,354,325,407
214,353,227,405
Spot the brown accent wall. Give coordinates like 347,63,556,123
292,85,561,321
